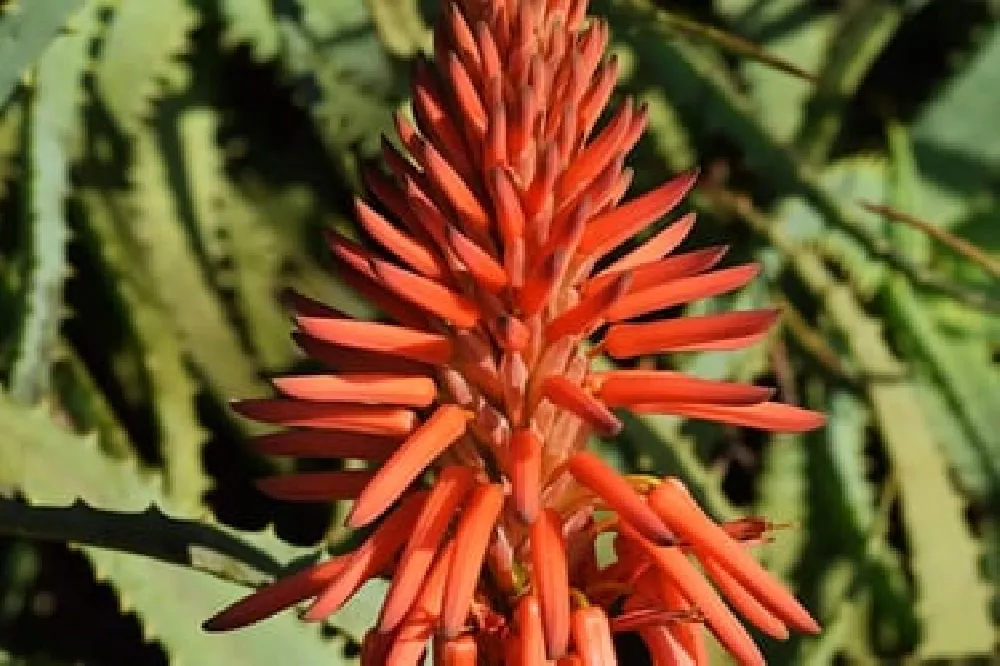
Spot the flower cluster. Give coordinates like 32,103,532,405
204,0,824,663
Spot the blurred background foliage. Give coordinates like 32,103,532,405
0,0,998,663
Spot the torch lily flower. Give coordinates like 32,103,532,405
204,0,825,663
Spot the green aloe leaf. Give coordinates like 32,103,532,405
817,390,916,656
911,21,1000,228
637,5,817,82
0,0,84,107
367,0,431,57
219,0,280,60
0,392,380,664
794,2,903,165
76,180,210,509
601,0,993,312
7,0,96,403
777,160,889,300
0,649,72,666
0,91,21,196
175,106,293,371
883,122,1000,653
275,0,402,174
129,126,263,405
911,374,995,503
727,1,833,143
881,283,1000,500
93,0,197,135
176,107,339,372
755,435,807,584
50,344,132,458
824,392,876,534
882,126,1000,501
747,202,995,659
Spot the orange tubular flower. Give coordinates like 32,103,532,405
204,0,825,663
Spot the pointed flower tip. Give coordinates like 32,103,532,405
567,451,673,547
801,612,822,635
202,594,288,633
542,376,622,437
596,371,773,408
202,616,227,633
345,499,375,530
371,258,481,328
349,404,470,528
202,556,348,632
700,554,789,640
636,401,826,433
805,410,827,430
649,480,819,636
